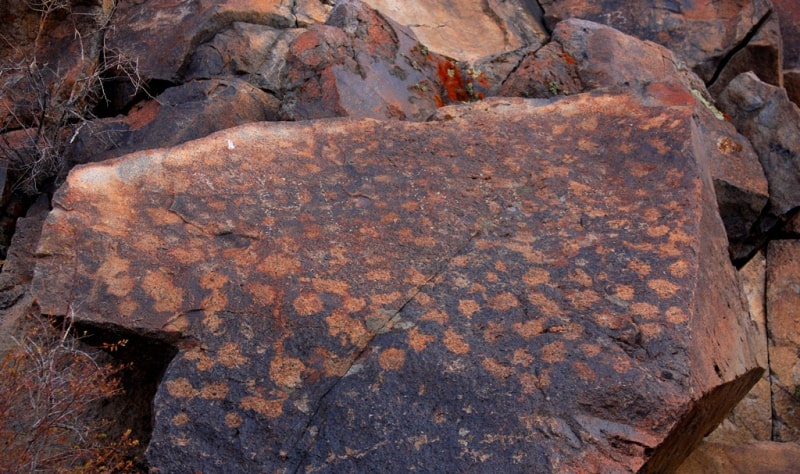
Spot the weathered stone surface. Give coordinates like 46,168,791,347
293,0,334,26
361,0,547,62
785,69,800,108
32,91,760,472
708,251,771,443
538,0,772,83
499,19,768,261
717,72,800,218
67,78,280,165
186,22,304,93
774,0,800,70
677,440,800,474
766,240,800,442
707,11,782,98
107,0,297,83
281,0,447,120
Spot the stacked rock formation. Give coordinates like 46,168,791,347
2,0,800,471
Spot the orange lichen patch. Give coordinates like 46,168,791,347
570,268,593,287
547,323,584,341
166,378,197,398
249,283,277,307
615,285,635,301
482,358,514,380
513,319,545,339
143,269,184,313
594,312,628,330
518,372,540,394
648,279,680,298
225,412,243,429
508,349,533,370
666,306,689,324
560,51,578,65
483,321,505,343
342,296,367,313
258,254,302,277
366,269,392,282
489,292,519,311
240,395,285,419
94,255,134,297
458,299,480,318
573,361,597,381
118,298,139,318
421,309,449,325
311,278,350,296
642,207,662,222
294,292,324,316
443,328,470,355
163,313,190,333
646,224,670,238
200,382,229,400
184,348,215,371
404,267,429,286
612,353,632,373
315,348,351,378
639,322,663,340
581,344,602,357
717,136,743,153
541,341,566,364
527,291,563,316
631,302,660,320
203,311,223,333
270,356,306,390
485,271,499,282
669,259,690,278
170,412,190,428
414,292,434,306
326,310,369,346
370,291,403,306
627,259,652,277
522,267,551,286
407,327,435,352
378,348,407,371
217,343,249,368
628,162,656,178
565,289,601,310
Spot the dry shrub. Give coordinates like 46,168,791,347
0,312,141,473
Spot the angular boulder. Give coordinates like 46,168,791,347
32,91,761,472
537,0,772,83
499,19,768,261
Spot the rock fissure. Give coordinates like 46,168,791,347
707,8,774,89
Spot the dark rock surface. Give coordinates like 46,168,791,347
32,91,760,472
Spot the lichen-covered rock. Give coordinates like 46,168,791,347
538,0,772,83
32,90,760,472
500,19,768,262
677,440,800,474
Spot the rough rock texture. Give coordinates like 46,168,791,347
185,23,304,93
677,440,800,474
709,252,771,443
717,72,800,218
32,91,761,472
538,0,772,83
280,1,447,120
107,0,297,83
774,0,800,106
361,0,547,62
707,11,782,98
766,240,800,442
67,78,280,165
500,19,769,262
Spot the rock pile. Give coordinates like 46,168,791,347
2,0,800,471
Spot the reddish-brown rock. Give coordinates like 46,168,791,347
677,440,800,474
66,78,280,165
766,240,800,442
500,19,768,262
281,0,447,120
32,91,760,472
774,0,800,106
361,0,547,62
538,0,772,83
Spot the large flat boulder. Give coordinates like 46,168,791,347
32,91,760,472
